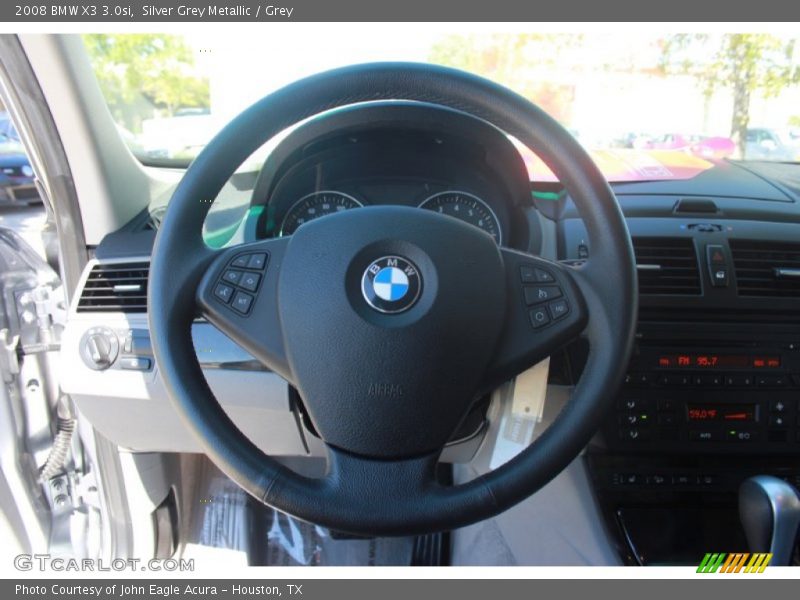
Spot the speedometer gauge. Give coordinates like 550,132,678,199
280,191,363,235
418,191,502,245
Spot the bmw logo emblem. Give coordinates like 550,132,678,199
361,256,422,314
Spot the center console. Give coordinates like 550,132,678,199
557,198,800,565
588,324,800,565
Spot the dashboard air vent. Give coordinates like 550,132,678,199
730,240,800,298
77,262,149,313
632,237,701,295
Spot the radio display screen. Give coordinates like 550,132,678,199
687,404,757,422
656,354,779,370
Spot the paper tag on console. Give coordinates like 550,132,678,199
489,357,550,469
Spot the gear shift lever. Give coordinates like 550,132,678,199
739,475,800,566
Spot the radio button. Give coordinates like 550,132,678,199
658,373,692,386
770,399,788,413
620,473,640,485
695,374,724,386
769,415,788,428
618,412,651,426
618,398,652,411
689,430,719,442
699,474,717,486
726,429,759,442
725,374,753,387
646,474,668,486
657,413,676,426
757,375,787,387
623,372,652,387
620,428,650,441
657,398,677,411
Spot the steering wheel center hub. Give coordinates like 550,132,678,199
361,255,421,313
277,205,506,458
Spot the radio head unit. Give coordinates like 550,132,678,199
604,342,800,454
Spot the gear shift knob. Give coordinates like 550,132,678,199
739,475,800,566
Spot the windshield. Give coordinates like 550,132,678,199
82,29,800,181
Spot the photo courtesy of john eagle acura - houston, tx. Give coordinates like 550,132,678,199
0,30,799,568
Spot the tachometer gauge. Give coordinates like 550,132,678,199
418,191,502,245
279,191,363,235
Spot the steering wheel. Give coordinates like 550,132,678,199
148,63,637,536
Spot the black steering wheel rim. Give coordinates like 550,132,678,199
148,62,637,536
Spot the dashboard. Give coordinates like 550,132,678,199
248,102,536,251
60,101,800,566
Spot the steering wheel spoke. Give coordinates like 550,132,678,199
324,445,439,520
196,237,291,380
485,248,588,387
